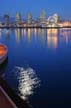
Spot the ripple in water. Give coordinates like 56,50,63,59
12,66,40,100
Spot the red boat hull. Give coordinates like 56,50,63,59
0,44,8,64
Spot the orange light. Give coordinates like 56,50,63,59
0,46,6,56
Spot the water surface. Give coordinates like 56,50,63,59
0,28,71,108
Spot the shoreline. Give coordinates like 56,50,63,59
0,26,71,29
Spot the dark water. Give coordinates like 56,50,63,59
0,28,71,108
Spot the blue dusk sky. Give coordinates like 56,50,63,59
0,0,71,19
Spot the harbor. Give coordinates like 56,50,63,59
0,0,71,107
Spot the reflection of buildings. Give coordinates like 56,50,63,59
15,29,21,43
47,29,58,49
0,29,11,40
27,29,32,41
22,29,27,36
5,29,11,40
21,28,27,37
39,29,46,44
34,28,37,36
14,28,71,49
60,28,71,44
40,29,45,36
33,28,38,41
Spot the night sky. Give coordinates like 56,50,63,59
0,0,71,19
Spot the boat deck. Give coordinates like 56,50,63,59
0,86,17,108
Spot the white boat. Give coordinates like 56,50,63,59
0,44,8,64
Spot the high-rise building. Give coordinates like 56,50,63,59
39,10,46,22
27,13,32,24
53,14,60,23
16,12,21,23
4,14,9,25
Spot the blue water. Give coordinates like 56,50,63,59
0,28,71,108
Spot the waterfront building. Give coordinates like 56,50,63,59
39,10,46,22
27,13,32,24
16,12,22,23
39,10,47,27
47,14,60,27
3,14,9,25
59,21,71,27
53,13,60,23
47,16,56,27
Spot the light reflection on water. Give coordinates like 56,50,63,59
47,29,58,49
1,28,71,107
1,28,71,49
10,66,40,100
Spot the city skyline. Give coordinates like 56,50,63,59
0,0,71,19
